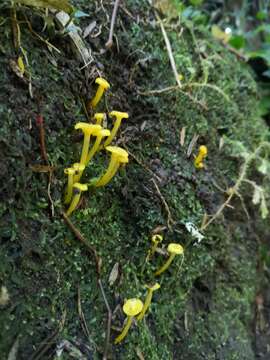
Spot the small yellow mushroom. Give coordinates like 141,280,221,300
194,145,208,169
94,113,106,126
114,298,143,344
103,111,129,147
137,283,160,321
89,77,110,108
155,243,184,276
95,146,129,187
86,129,111,165
146,234,163,261
75,123,102,166
65,183,88,217
72,163,86,184
64,167,76,204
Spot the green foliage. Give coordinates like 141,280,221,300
13,0,74,13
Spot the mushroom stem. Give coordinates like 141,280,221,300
102,111,129,148
80,133,91,165
65,183,88,217
64,170,75,204
146,235,163,261
72,163,86,186
65,192,81,217
137,292,153,321
114,316,133,344
91,87,105,108
103,117,121,147
89,78,110,109
95,155,119,187
86,130,110,165
155,253,176,276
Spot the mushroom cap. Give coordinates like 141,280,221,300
199,145,207,156
110,111,129,121
64,168,75,175
167,243,184,255
147,283,160,291
123,298,143,316
97,129,111,137
95,77,110,90
152,234,163,244
73,183,88,192
105,146,129,163
75,123,102,135
73,163,85,172
94,113,105,121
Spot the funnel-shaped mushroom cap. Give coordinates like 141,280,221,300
110,111,129,120
123,298,143,316
64,168,75,175
152,234,163,243
73,163,85,172
106,146,129,163
73,183,88,192
94,113,105,124
75,123,102,135
98,129,111,137
199,145,207,156
95,77,110,90
148,283,160,291
168,243,184,255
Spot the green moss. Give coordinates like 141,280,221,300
0,0,269,358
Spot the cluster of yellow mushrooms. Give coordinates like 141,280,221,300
63,77,129,217
63,77,208,344
115,235,184,344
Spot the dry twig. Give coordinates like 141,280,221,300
106,0,121,49
62,213,112,360
156,13,182,88
201,142,270,230
151,179,175,231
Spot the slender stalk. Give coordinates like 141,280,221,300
114,316,133,344
155,254,175,276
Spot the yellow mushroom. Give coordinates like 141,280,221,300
114,298,143,344
94,113,106,126
75,123,102,166
147,234,163,261
65,183,88,217
103,111,129,147
72,163,86,184
155,243,184,276
86,129,111,165
194,145,208,169
64,167,76,204
95,146,129,187
89,77,110,108
137,283,160,321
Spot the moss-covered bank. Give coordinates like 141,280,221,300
0,1,269,359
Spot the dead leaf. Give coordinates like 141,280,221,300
9,59,24,79
108,263,119,286
152,0,178,18
219,136,224,150
151,225,166,234
136,347,145,360
83,20,97,38
187,134,199,158
29,164,55,173
180,126,186,147
0,286,9,306
14,0,73,13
